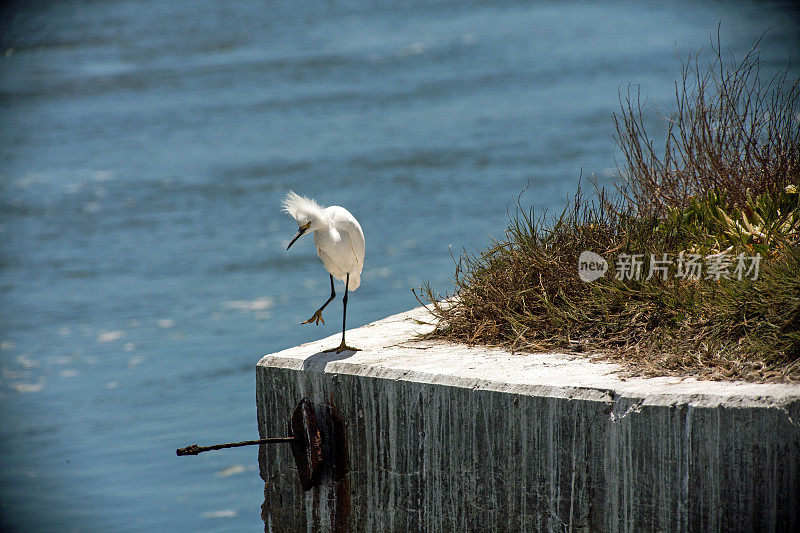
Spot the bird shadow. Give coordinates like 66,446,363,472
301,348,357,372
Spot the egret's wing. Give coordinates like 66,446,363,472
343,216,365,271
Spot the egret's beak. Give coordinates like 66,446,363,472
287,227,307,250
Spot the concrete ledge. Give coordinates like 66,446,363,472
257,307,800,532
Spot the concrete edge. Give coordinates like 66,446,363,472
257,306,800,413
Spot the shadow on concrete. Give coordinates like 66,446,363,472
302,349,357,372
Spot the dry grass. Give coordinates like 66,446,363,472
419,34,800,383
615,30,800,215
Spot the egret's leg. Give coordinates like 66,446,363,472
301,274,336,326
325,273,360,353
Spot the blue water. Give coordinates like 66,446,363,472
1,1,797,530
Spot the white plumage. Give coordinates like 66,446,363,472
312,206,365,290
283,191,365,352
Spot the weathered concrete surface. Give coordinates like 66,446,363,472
257,307,800,532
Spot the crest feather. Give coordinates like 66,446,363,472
282,191,324,223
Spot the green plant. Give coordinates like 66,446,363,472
419,34,800,383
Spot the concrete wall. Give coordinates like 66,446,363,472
256,308,800,532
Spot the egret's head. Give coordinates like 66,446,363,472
283,191,324,249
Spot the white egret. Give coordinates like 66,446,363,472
283,191,365,353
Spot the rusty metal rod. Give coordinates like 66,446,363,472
176,436,295,456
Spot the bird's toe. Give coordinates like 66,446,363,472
301,311,324,325
333,344,360,354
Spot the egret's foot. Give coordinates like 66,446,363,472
301,310,325,326
323,340,360,354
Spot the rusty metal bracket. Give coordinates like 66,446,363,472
176,397,348,492
287,398,348,491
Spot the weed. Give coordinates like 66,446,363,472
419,33,800,382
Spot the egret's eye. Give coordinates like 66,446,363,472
300,221,311,230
